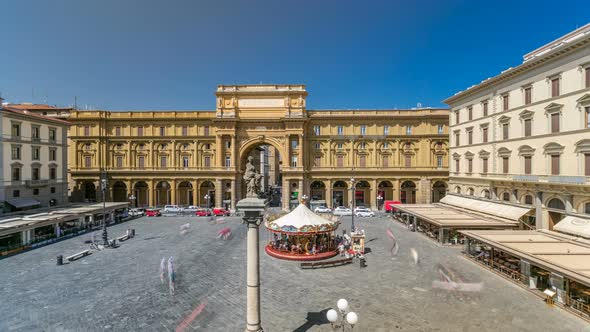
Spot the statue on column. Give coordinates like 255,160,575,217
244,156,262,198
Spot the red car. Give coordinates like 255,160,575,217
195,208,212,217
213,207,231,216
146,208,161,217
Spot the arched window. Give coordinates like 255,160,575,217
524,195,533,205
547,198,565,210
481,189,490,199
455,186,461,194
467,188,474,196
585,202,590,215
502,192,510,201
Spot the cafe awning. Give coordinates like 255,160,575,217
440,195,532,221
554,216,590,239
5,198,41,209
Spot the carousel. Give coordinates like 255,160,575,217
265,203,341,261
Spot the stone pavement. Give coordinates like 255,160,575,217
0,214,588,331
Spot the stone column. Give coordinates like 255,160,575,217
326,179,333,209
171,179,177,205
393,179,400,201
282,178,290,211
564,194,574,214
215,179,223,209
148,180,155,207
236,198,266,332
370,179,377,210
535,191,545,230
231,180,237,210
191,180,198,206
216,135,224,168
298,179,304,200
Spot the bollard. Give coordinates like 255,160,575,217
359,257,367,268
131,229,135,237
57,255,63,266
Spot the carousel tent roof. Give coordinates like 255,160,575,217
266,203,338,232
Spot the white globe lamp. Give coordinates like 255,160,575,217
337,298,349,312
326,309,338,323
346,312,358,325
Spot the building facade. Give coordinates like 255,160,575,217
66,85,449,210
444,24,590,230
0,103,70,213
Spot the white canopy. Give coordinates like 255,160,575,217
266,203,338,232
554,216,590,239
440,195,532,222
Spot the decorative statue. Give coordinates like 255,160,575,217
244,156,262,198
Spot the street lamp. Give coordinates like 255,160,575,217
100,174,109,247
350,177,356,232
326,298,359,330
204,194,210,208
377,195,383,211
301,194,308,205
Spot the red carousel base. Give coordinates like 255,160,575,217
265,245,339,261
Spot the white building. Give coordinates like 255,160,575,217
1,102,70,213
444,24,590,232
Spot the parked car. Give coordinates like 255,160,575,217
213,207,231,216
314,206,332,213
146,208,161,217
128,208,145,217
332,206,352,216
184,205,199,213
164,205,183,213
355,207,375,217
196,208,213,217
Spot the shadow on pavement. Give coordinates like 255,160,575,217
292,308,330,332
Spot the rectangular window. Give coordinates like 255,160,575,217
49,149,56,161
314,142,320,149
502,124,509,140
468,159,473,173
182,156,189,168
51,187,56,194
455,111,460,124
204,156,210,168
383,156,389,167
291,156,297,167
225,141,231,149
314,156,321,167
160,156,167,168
482,102,488,116
405,155,411,168
455,159,460,173
360,155,366,168
551,113,560,133
551,78,560,97
12,167,21,181
337,155,343,167
291,139,298,149
482,127,488,143
585,67,590,88
524,119,532,137
159,126,165,136
224,156,230,168
182,126,188,136
436,156,442,168
467,131,473,145
406,126,412,135
12,123,21,138
32,147,40,160
585,153,590,176
524,156,532,174
13,190,20,197
360,125,367,135
32,126,40,141
116,156,123,168
84,126,90,136
115,126,121,136
337,143,343,149
586,106,590,128
32,167,40,181
33,189,39,196
337,126,343,135
468,107,473,121
137,126,144,136
360,142,366,149
503,94,509,111
482,158,488,174
502,157,509,174
50,167,57,180
204,126,210,136
551,155,560,175
383,142,389,149
49,128,56,141
313,125,321,135
138,156,145,169
85,156,92,168
384,125,389,135
455,133,460,147
438,124,443,134
524,87,532,105
11,146,21,160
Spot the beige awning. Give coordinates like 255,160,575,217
440,195,532,221
554,216,590,239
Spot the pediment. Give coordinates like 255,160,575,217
544,102,563,110
498,115,511,124
519,109,534,119
576,93,590,104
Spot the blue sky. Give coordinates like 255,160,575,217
1,0,588,110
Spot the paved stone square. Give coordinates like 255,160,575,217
0,214,588,331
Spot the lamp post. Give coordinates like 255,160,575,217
326,298,359,331
204,193,210,209
377,195,383,211
350,177,356,232
100,172,108,247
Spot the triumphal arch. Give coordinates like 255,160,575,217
68,84,449,210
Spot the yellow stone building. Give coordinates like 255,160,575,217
67,85,449,210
